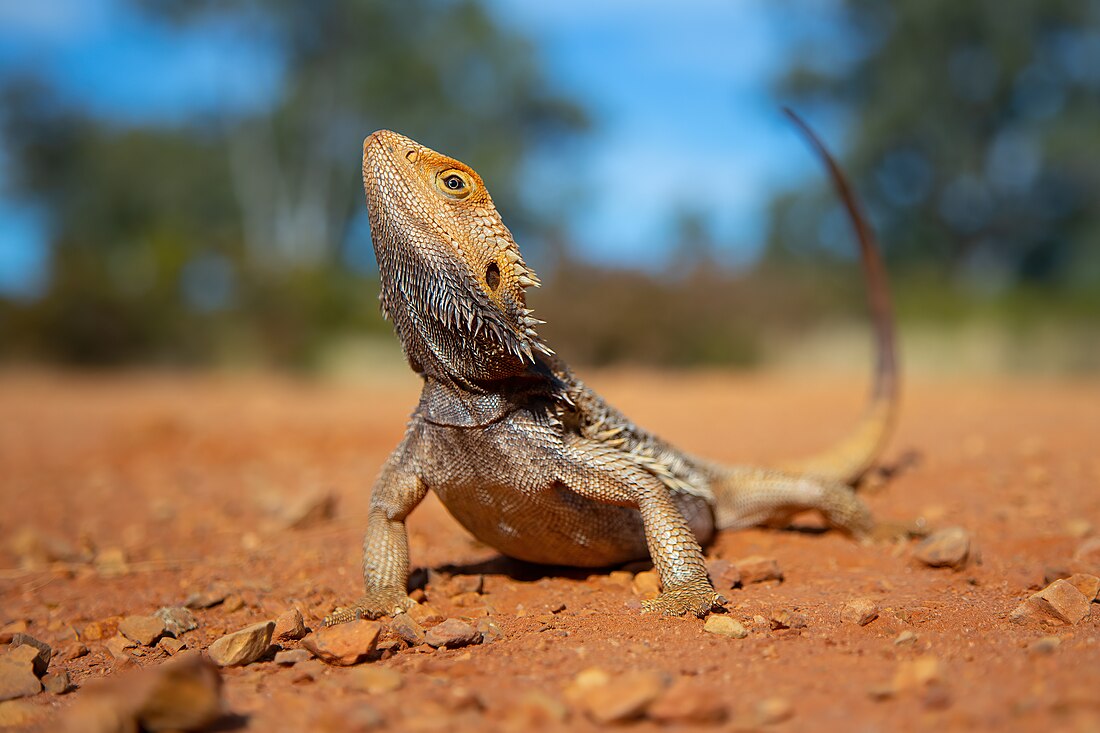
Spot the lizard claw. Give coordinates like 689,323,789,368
323,590,416,626
641,581,725,618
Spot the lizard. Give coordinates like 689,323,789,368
324,110,900,624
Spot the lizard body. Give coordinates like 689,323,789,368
326,114,898,623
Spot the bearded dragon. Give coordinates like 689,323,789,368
325,111,899,623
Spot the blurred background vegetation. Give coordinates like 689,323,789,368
0,0,1097,373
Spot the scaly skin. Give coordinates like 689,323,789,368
325,115,900,625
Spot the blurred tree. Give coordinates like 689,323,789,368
767,0,1100,295
0,0,586,366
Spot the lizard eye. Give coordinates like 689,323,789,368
436,169,473,199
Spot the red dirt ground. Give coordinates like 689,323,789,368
1,370,1098,731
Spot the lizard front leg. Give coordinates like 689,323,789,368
560,438,723,617
324,437,427,626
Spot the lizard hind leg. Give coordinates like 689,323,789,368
712,465,875,538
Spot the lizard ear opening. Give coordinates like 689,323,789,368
485,261,501,290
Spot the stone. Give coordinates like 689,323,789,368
703,615,748,639
1010,579,1091,626
281,489,337,530
274,608,308,642
1030,636,1061,654
769,609,808,630
756,696,794,725
206,621,275,667
0,657,41,701
567,668,666,724
105,634,136,660
448,574,484,596
735,556,783,584
389,613,426,646
476,618,504,644
841,598,880,626
94,547,129,577
184,588,228,609
914,527,971,568
1066,573,1100,602
119,615,167,646
894,630,919,646
274,649,311,666
632,570,661,599
43,670,72,695
60,643,89,662
154,606,198,637
407,602,444,626
1074,537,1100,573
302,620,381,666
222,594,245,613
9,634,51,677
0,621,28,645
60,651,223,733
706,559,742,592
501,692,567,727
892,655,943,692
345,666,402,694
424,619,481,649
80,621,107,641
648,677,727,724
158,637,187,656
0,700,44,727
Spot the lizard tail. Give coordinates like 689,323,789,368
775,109,899,487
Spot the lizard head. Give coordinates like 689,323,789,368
362,130,552,382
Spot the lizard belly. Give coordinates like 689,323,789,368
421,419,713,568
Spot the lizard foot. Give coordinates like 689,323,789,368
323,590,416,626
641,581,726,618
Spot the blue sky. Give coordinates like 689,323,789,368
0,0,848,298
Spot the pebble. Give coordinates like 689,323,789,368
158,637,187,656
648,677,727,724
185,589,228,609
706,559,742,592
894,630,919,646
735,556,783,584
0,657,41,701
119,615,167,646
769,610,808,630
407,602,444,626
1010,579,1092,626
43,670,72,695
703,615,748,639
476,617,504,644
756,696,794,725
345,666,402,694
841,598,880,626
914,527,971,568
206,621,275,667
222,594,245,613
9,634,51,677
501,691,567,727
1066,573,1100,602
80,621,107,641
425,618,482,649
302,620,381,666
448,574,484,596
1073,537,1100,573
892,654,943,692
280,489,336,530
607,570,634,588
632,571,661,599
274,649,312,666
60,643,88,662
59,651,223,733
154,606,198,637
105,635,136,660
389,613,426,646
1030,636,1061,654
94,547,129,577
567,668,667,724
274,608,308,642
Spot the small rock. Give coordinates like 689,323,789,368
0,700,44,726
274,649,311,666
756,696,794,725
1073,537,1100,573
60,643,88,662
80,621,107,641
9,634,51,677
0,621,28,645
1010,579,1092,625
184,590,226,609
706,559,741,592
841,598,880,626
407,602,444,626
914,527,971,568
448,574,484,596
1066,573,1100,602
281,489,337,530
290,659,327,684
119,615,167,646
892,654,943,692
94,547,129,577
302,620,381,666
43,670,72,695
389,613,426,646
345,666,402,694
424,619,481,649
154,607,198,637
894,630,919,646
105,634,136,660
648,677,727,724
222,594,245,613
735,556,783,584
567,668,666,724
476,618,504,644
274,608,308,642
1030,636,1061,654
607,571,634,588
60,651,223,733
703,615,748,639
769,609,808,630
206,621,275,667
632,571,661,599
0,657,41,701
158,638,187,656
501,691,567,727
